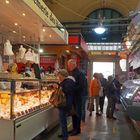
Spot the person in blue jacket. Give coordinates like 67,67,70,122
57,69,76,140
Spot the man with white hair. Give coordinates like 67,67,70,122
67,59,88,136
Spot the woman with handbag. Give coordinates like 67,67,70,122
57,69,76,140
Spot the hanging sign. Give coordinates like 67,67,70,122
22,0,68,43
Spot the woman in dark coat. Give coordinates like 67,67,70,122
106,75,117,120
57,69,76,140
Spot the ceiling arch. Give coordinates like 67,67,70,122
45,0,139,22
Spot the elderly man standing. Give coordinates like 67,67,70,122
67,59,88,136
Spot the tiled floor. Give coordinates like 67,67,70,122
34,104,140,140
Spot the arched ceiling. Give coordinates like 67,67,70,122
44,0,140,22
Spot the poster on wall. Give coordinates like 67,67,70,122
40,55,57,69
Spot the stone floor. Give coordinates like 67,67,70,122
34,104,140,140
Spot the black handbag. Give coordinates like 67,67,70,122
49,86,66,108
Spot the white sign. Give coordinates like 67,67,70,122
22,0,68,43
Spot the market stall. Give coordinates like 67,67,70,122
0,0,68,140
40,33,89,74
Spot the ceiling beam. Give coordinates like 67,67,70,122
65,23,129,30
62,18,130,25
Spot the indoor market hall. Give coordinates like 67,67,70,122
0,0,140,140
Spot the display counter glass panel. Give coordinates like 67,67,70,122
0,79,57,120
13,81,40,119
133,90,140,103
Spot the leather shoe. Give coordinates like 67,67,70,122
58,134,63,138
68,129,75,134
70,130,80,136
112,116,117,120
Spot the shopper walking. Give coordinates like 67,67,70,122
89,73,101,116
106,75,117,120
67,59,87,136
99,73,108,113
113,75,122,103
57,69,76,140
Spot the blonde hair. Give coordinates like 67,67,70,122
57,69,69,77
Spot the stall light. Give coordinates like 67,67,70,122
12,30,16,33
39,49,43,53
5,0,10,4
14,23,18,26
49,34,52,38
22,36,26,38
66,50,70,53
76,46,79,49
42,29,46,32
60,27,65,32
22,13,26,16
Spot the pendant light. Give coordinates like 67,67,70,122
94,0,106,34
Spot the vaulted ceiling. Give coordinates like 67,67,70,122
44,0,140,22
44,0,140,42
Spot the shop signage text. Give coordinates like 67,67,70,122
23,0,62,29
33,0,62,28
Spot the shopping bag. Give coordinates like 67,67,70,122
49,86,66,108
87,98,94,112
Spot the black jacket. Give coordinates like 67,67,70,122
70,68,88,96
60,78,76,110
106,81,117,100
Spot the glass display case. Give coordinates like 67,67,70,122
0,79,56,120
121,79,140,121
40,80,57,107
0,78,59,140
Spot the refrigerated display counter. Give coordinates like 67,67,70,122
121,79,140,134
0,78,59,140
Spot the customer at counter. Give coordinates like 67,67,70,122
67,59,87,136
57,69,76,140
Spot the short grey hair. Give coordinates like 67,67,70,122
57,69,69,77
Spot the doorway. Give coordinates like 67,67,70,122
93,62,114,78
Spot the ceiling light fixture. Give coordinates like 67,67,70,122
22,13,26,16
42,29,46,32
60,27,65,32
5,0,10,4
14,23,18,26
39,49,43,53
12,30,16,33
94,26,106,34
